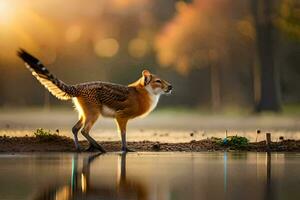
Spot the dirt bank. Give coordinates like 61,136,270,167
0,135,300,152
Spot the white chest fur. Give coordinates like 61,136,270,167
102,105,116,117
148,93,160,113
140,86,161,118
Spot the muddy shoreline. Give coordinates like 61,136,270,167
0,135,300,152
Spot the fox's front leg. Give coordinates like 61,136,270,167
115,118,135,153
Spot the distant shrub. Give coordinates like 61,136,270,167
220,136,249,149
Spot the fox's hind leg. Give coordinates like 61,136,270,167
72,117,83,151
81,113,106,153
73,97,106,153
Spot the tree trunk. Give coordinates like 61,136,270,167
211,64,221,111
252,0,281,112
253,54,261,105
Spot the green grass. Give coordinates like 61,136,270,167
34,128,61,141
226,136,249,148
218,136,249,149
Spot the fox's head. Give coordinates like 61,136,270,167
141,70,172,95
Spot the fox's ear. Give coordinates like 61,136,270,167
142,70,152,85
142,70,151,77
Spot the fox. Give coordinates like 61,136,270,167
17,49,172,153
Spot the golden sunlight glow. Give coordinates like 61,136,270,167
0,0,58,60
94,38,119,58
0,0,15,25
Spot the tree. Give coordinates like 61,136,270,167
252,0,282,112
155,1,231,110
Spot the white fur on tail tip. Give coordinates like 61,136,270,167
25,63,71,100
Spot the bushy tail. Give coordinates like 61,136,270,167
17,49,77,100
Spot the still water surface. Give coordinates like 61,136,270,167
0,152,299,200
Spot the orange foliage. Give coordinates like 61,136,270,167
155,0,254,75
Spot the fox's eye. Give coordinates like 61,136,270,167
155,80,162,84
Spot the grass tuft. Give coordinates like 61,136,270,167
34,128,61,141
219,136,249,149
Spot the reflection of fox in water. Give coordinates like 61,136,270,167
18,49,172,152
33,153,148,200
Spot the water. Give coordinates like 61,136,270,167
0,152,299,200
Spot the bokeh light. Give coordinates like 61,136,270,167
65,25,82,43
94,38,119,58
128,38,148,58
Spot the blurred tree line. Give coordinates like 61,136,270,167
0,0,299,112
